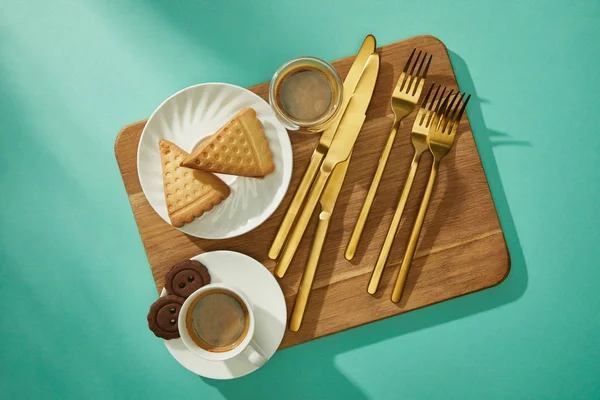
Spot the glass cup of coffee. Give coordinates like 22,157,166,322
178,283,266,366
269,56,343,133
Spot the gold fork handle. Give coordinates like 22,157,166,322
391,160,439,303
289,210,331,331
368,150,423,295
274,170,330,278
268,152,325,260
345,120,400,260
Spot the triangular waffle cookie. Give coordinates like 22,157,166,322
159,139,230,227
181,108,275,178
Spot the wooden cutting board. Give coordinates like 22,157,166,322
115,35,509,349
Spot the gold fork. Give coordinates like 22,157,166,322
391,89,470,303
367,83,448,294
345,49,432,261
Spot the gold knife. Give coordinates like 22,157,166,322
289,45,381,330
275,53,380,278
289,152,352,331
268,35,377,260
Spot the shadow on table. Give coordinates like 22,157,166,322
202,51,528,400
135,0,344,86
119,3,528,396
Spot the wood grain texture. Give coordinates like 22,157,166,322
114,35,509,349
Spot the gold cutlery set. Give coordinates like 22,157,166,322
269,35,470,330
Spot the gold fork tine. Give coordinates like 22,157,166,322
407,52,424,94
433,92,452,129
423,81,435,100
346,49,432,261
408,50,423,76
422,85,439,125
422,54,433,79
441,92,463,131
439,94,456,130
403,49,417,73
391,88,470,303
433,87,450,111
396,49,416,92
444,93,465,131
448,94,470,132
399,49,420,92
402,50,425,93
408,53,431,96
417,83,435,125
423,85,446,127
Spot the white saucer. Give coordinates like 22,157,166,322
161,251,287,380
138,82,293,239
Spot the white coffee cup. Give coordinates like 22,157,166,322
178,283,266,366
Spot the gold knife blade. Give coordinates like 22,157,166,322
268,34,377,260
275,53,380,278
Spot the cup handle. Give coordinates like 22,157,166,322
242,339,266,367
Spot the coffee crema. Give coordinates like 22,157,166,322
274,65,337,123
185,289,250,352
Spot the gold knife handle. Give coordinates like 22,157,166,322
289,210,331,331
274,170,330,278
345,120,400,260
391,160,439,303
368,151,422,294
269,152,325,260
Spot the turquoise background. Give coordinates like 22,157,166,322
1,0,599,398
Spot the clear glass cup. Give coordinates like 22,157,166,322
269,56,343,133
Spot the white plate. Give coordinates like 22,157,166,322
138,83,293,239
162,251,286,380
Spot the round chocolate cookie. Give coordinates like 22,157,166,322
165,259,211,298
147,295,185,340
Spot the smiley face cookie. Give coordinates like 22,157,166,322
165,259,211,298
147,295,185,340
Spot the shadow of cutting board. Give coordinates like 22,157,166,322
115,35,509,349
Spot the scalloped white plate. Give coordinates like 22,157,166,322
137,83,293,239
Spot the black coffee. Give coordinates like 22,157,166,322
276,66,334,122
186,290,249,352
